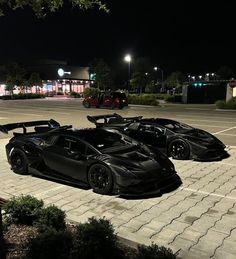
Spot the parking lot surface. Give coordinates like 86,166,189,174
0,98,236,258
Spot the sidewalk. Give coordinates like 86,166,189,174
0,139,236,258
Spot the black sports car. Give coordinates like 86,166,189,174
87,113,229,161
0,119,181,196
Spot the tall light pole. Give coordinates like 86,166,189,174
154,66,164,91
124,54,132,91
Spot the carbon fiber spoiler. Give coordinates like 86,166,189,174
87,113,143,125
0,119,60,134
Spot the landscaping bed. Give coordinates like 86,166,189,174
1,195,176,259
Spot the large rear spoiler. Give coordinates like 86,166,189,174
0,119,60,134
87,113,143,126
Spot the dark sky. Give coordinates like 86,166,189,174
0,0,235,75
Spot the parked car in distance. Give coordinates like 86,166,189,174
0,119,181,197
82,91,128,109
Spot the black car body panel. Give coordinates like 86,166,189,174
0,119,181,196
87,113,229,161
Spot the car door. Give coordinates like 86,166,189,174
103,93,113,106
43,135,88,182
128,123,167,152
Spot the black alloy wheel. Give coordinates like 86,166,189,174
10,148,29,174
168,139,190,160
88,164,113,194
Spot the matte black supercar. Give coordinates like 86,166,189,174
87,113,229,161
0,120,181,196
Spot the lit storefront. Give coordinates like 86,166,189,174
0,60,92,95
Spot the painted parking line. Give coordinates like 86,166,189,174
213,126,236,135
176,115,236,123
218,133,236,136
0,117,7,120
188,124,225,128
181,187,236,200
185,108,213,111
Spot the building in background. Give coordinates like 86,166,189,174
0,59,93,96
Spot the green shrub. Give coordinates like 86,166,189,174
164,94,182,102
128,94,159,106
35,205,66,232
137,243,176,259
216,97,236,109
215,100,226,109
70,91,81,98
1,93,46,100
83,87,100,97
56,92,64,95
70,217,123,259
3,195,44,226
25,228,73,259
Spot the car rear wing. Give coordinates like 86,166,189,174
0,119,60,134
87,113,143,126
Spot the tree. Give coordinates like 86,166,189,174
0,0,108,18
130,57,152,93
5,63,26,95
28,72,43,93
130,72,151,93
89,58,112,91
164,71,185,94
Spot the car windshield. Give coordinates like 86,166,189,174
79,129,134,152
165,122,194,132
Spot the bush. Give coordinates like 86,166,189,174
1,93,46,100
83,87,100,97
164,94,182,103
128,94,159,106
25,228,73,259
137,243,176,259
70,91,81,98
216,97,236,109
34,205,66,232
70,217,123,259
215,100,226,109
3,195,44,226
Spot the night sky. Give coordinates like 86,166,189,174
0,0,235,75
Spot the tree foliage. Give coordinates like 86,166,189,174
89,58,112,90
130,57,152,93
5,63,26,95
164,71,185,92
0,0,108,18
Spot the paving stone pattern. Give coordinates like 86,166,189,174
0,139,236,259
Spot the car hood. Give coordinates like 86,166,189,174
103,148,175,179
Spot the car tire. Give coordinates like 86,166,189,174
10,148,29,174
168,139,190,160
88,164,113,195
118,104,123,109
84,102,90,108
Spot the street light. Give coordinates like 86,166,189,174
124,54,132,91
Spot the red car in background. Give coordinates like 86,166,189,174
83,91,128,109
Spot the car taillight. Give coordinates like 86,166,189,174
115,98,119,103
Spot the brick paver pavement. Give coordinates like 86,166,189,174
0,138,236,259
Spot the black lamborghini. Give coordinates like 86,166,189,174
87,113,228,161
0,119,181,196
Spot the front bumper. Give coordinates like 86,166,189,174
192,148,229,161
115,173,182,197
